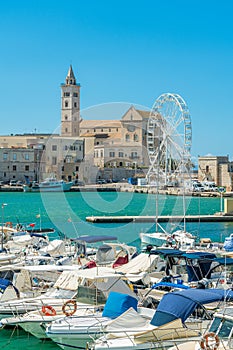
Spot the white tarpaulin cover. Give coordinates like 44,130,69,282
40,239,66,256
115,253,158,274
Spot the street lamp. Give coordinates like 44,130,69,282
1,203,7,251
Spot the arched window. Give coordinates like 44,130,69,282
65,101,68,108
134,134,139,142
65,115,68,121
125,134,130,142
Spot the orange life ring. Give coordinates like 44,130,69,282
5,222,13,228
41,305,56,316
200,332,220,350
62,299,77,317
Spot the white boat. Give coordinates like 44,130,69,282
168,305,233,350
1,267,137,339
88,318,199,350
140,230,196,249
88,288,233,350
23,177,74,192
0,266,84,318
140,180,196,249
46,292,153,350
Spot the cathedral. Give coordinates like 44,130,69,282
0,65,151,184
61,65,150,171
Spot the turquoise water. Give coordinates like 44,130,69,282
0,191,232,348
1,191,230,244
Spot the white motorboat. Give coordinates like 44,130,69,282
1,267,137,339
0,266,84,318
168,305,233,349
88,318,199,350
46,292,154,350
88,288,233,350
140,230,196,249
23,177,74,192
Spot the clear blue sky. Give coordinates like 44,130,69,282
0,0,232,161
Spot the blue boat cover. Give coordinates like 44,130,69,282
184,253,216,282
0,278,12,294
152,249,184,257
186,262,212,282
152,282,190,290
213,257,233,265
71,235,117,243
223,235,233,251
151,288,233,326
182,252,216,260
102,291,138,319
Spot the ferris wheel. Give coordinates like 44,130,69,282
146,93,192,186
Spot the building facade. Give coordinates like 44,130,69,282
198,155,233,191
80,106,151,171
0,65,153,184
0,145,44,183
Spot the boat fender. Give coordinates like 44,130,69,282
41,305,56,316
62,299,77,316
200,332,220,350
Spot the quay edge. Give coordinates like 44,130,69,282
86,214,233,223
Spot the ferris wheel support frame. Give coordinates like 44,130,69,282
146,93,192,185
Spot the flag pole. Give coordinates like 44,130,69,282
39,209,41,231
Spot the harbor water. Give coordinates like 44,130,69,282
1,191,232,244
0,191,232,349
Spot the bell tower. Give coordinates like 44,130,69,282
61,65,81,137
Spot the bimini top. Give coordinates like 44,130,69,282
182,251,217,260
213,257,233,265
71,235,117,243
149,248,184,257
151,288,233,327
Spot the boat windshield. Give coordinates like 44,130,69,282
76,285,106,305
209,316,233,338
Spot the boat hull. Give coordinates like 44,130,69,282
23,182,73,192
47,316,109,350
140,232,167,246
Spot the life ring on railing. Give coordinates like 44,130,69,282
62,299,77,316
41,305,56,316
5,222,13,228
200,332,220,350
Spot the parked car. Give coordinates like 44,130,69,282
75,180,85,186
9,180,17,186
192,182,205,192
96,179,106,184
203,181,218,192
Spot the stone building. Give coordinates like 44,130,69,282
198,155,233,191
80,106,151,170
0,135,48,183
0,134,91,183
0,65,152,184
0,147,40,183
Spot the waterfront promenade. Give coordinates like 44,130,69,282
1,182,232,198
